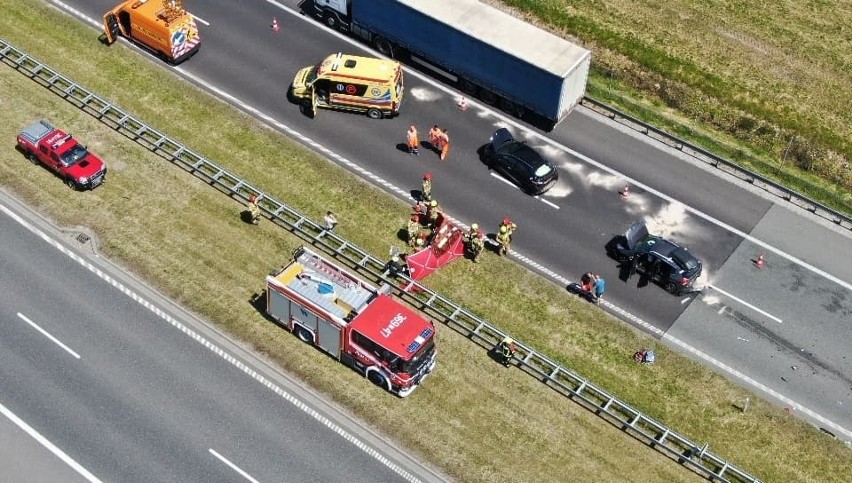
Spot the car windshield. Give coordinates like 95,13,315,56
534,164,554,177
59,145,88,167
306,66,318,84
397,339,435,374
672,248,700,271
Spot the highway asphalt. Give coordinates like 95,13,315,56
38,0,852,438
0,195,446,482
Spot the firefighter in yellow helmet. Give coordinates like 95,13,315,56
246,194,260,225
406,214,421,247
496,225,511,256
421,172,432,202
465,223,484,263
498,336,517,366
500,216,517,240
426,199,441,228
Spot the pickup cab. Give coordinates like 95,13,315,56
16,120,107,190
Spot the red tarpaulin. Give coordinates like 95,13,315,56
404,216,466,291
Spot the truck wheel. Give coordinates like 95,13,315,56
323,12,339,30
25,151,38,165
65,178,77,190
295,326,314,344
459,78,478,95
366,108,384,120
480,90,498,105
367,370,389,391
500,98,524,118
373,37,393,57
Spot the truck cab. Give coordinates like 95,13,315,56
103,0,201,64
290,53,404,119
265,246,436,397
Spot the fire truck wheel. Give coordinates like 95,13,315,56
367,370,389,391
295,326,314,344
65,178,77,190
26,151,38,165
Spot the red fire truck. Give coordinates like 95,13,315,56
266,246,437,397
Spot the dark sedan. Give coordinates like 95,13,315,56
607,221,704,295
483,128,558,195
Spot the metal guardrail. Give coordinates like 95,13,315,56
581,96,852,232
0,38,761,483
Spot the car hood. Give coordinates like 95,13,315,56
624,220,649,250
66,154,105,178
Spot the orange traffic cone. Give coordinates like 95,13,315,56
271,17,279,32
753,253,765,269
620,186,630,200
457,97,468,111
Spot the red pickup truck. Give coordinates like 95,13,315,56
17,120,107,190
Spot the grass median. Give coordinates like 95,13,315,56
493,0,852,215
2,1,850,481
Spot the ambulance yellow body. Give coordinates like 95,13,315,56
103,0,201,64
290,53,404,119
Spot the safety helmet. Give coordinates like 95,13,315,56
502,216,512,225
471,223,479,230
249,194,257,202
423,172,432,180
416,238,424,246
430,200,438,207
499,226,507,234
392,255,400,262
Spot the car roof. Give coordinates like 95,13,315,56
499,141,548,169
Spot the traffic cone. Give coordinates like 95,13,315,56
271,17,279,32
620,186,630,200
753,253,765,269
457,97,468,111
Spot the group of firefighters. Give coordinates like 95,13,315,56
406,172,516,263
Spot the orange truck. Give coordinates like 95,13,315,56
103,0,201,64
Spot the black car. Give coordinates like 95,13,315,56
608,221,703,295
483,128,558,195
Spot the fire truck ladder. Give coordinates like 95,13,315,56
0,38,762,483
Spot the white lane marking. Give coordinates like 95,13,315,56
0,205,423,482
0,401,102,482
209,449,259,483
42,1,852,442
489,172,518,189
17,312,81,359
51,0,851,293
265,0,852,293
536,196,560,209
192,15,210,26
707,285,783,323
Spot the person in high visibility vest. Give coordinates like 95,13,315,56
406,214,421,247
500,216,517,239
406,125,420,155
498,336,517,366
439,128,450,160
246,194,260,224
428,125,441,153
421,172,432,202
426,199,441,227
465,223,484,263
496,225,511,256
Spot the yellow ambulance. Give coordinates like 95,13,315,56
103,0,201,64
290,53,404,119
